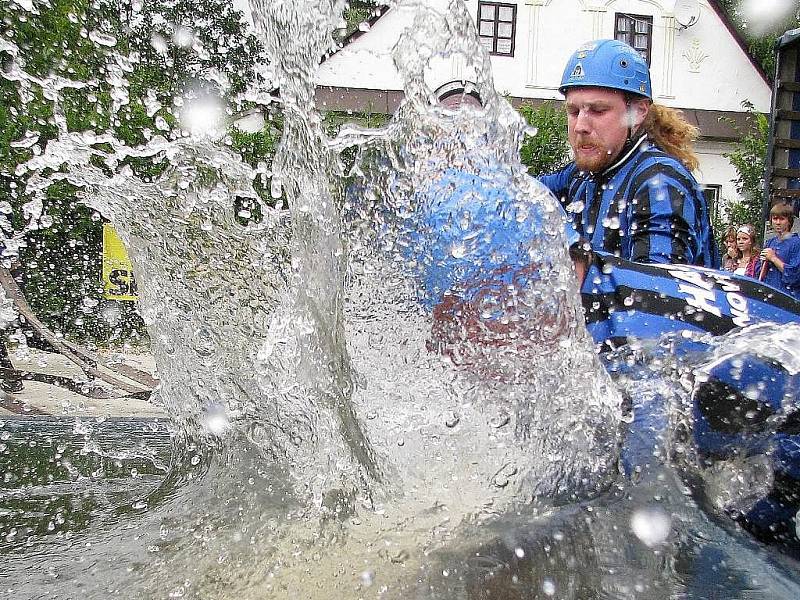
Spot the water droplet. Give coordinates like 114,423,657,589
10,131,39,149
390,549,409,564
204,409,230,436
492,463,517,488
450,242,467,259
542,578,556,596
180,97,224,137
514,547,525,558
630,506,671,547
89,30,117,47
173,26,194,48
360,570,374,587
82,296,99,308
489,413,510,428
270,178,283,199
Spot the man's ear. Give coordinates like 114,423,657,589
629,98,650,129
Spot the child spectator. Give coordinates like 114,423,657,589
759,202,800,301
721,226,738,272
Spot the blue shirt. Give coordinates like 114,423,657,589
540,134,718,268
761,233,800,302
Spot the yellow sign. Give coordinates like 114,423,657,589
102,224,138,301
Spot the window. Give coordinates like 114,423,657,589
701,184,721,221
477,2,516,57
614,13,653,65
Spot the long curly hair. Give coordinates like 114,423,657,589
641,104,700,171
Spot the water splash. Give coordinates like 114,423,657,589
332,0,621,504
2,0,623,521
9,1,800,598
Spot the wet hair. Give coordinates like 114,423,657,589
639,104,700,171
770,201,795,228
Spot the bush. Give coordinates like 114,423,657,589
517,101,570,176
721,101,769,243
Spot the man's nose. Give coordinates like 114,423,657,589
573,109,591,133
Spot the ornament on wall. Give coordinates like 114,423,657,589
683,39,709,73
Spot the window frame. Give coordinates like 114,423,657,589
701,184,722,222
477,1,517,58
614,12,653,65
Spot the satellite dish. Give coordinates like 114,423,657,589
675,0,700,29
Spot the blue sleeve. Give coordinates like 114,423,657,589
779,237,800,288
626,162,707,265
538,164,576,207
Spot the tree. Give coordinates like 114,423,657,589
0,0,278,343
716,0,800,78
517,102,570,177
721,101,769,240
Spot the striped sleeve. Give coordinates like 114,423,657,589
626,160,704,265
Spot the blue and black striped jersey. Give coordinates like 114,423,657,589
540,134,719,268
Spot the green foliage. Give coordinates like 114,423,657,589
721,101,769,241
0,0,279,344
715,0,800,79
323,108,389,133
336,0,379,43
517,102,570,176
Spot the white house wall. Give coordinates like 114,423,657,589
317,5,413,90
694,139,743,219
316,0,773,207
318,1,771,112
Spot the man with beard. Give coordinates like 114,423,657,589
540,39,717,267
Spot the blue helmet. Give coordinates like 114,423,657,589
560,39,652,99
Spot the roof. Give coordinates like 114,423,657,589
315,86,762,141
325,5,391,59
706,0,771,84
